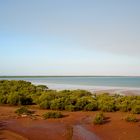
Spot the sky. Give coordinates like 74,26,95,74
0,0,140,76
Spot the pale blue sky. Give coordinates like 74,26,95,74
0,0,140,76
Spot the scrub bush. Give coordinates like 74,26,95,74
93,112,105,125
43,111,63,119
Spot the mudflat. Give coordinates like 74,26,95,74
0,106,140,140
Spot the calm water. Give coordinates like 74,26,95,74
0,76,140,88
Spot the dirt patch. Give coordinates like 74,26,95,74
0,106,140,140
0,130,28,140
87,112,140,140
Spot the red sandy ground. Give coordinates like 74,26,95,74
0,106,140,140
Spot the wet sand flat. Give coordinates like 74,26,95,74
0,106,140,140
0,130,28,140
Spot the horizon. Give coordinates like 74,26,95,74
1,75,140,77
0,0,140,76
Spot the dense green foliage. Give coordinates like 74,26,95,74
0,80,140,114
0,80,48,105
93,112,105,125
42,111,63,119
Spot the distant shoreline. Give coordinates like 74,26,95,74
33,82,140,95
1,77,140,95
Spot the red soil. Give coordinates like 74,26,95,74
0,106,140,140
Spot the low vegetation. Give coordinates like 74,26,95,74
15,106,34,116
0,80,140,114
93,112,105,125
42,111,63,119
125,115,138,122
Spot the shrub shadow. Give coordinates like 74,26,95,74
62,114,69,118
103,117,111,124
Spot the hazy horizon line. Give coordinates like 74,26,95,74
0,75,140,77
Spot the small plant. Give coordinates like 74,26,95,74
15,106,34,116
42,111,63,119
93,112,105,125
125,115,138,122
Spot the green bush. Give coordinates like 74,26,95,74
131,105,140,114
38,91,56,104
7,92,32,105
0,94,7,104
36,85,48,91
75,97,92,110
117,101,131,112
93,112,105,125
100,102,116,112
39,101,50,109
56,90,71,98
64,96,77,106
84,102,98,111
7,92,21,105
42,111,63,119
71,90,91,97
65,105,75,111
97,94,116,112
0,80,37,105
15,106,34,116
50,98,65,110
125,115,138,122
